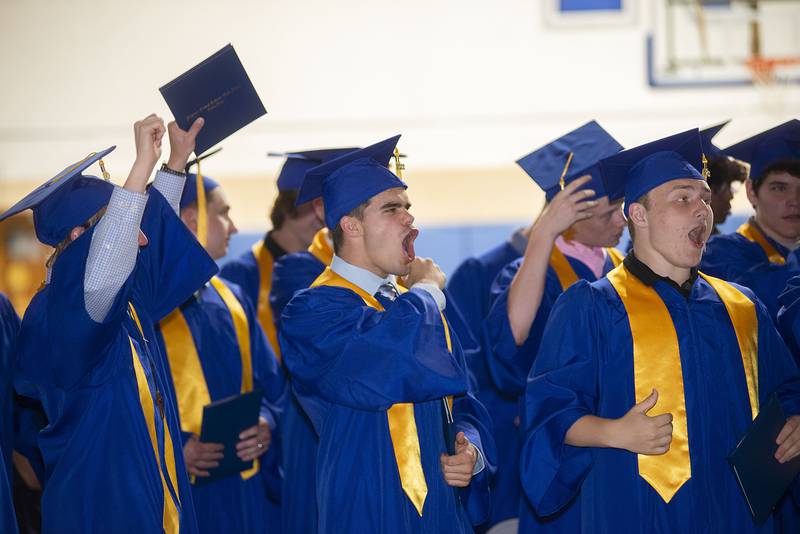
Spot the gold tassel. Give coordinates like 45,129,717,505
393,147,405,179
559,152,574,190
98,159,111,181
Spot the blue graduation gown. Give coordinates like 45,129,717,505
3,294,46,489
270,250,325,534
156,278,286,534
220,240,286,525
482,253,618,531
272,251,487,534
0,293,20,534
446,240,522,391
220,247,262,315
446,241,523,531
280,283,496,533
775,276,800,529
778,276,800,361
702,229,800,320
1,293,20,476
522,275,800,533
13,190,217,534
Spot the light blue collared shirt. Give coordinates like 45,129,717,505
330,255,446,311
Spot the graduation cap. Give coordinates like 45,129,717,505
0,147,116,246
598,128,706,217
516,121,624,202
725,119,800,182
182,148,222,210
268,148,359,193
700,120,730,159
298,135,405,230
183,147,223,247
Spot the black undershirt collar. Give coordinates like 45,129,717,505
263,231,288,260
623,252,698,298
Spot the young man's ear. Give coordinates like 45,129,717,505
312,198,325,222
180,205,198,233
628,202,648,230
744,178,758,209
340,215,363,238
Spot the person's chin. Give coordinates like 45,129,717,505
394,258,412,276
604,234,624,248
680,249,704,268
778,221,800,239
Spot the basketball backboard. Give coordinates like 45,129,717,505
648,0,800,87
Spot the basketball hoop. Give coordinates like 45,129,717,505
745,56,800,115
745,56,800,83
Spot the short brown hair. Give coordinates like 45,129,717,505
751,159,800,195
707,156,748,192
270,190,299,230
331,201,369,254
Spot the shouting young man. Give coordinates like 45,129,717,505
279,138,495,533
520,128,800,533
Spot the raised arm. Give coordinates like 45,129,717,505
84,114,165,322
507,175,596,345
152,119,205,214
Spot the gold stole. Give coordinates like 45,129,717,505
606,247,625,268
549,246,624,292
252,241,281,359
736,221,786,265
308,228,334,266
128,305,181,534
310,268,453,516
159,277,259,481
606,265,759,503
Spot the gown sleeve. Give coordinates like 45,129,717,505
280,286,469,411
520,280,601,516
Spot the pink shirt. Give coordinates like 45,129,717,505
555,236,607,279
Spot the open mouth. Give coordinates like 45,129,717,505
402,229,419,263
688,225,706,249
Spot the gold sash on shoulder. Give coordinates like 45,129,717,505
308,228,334,266
310,268,453,516
159,277,259,481
606,265,758,503
252,241,281,358
736,221,786,265
548,246,623,292
128,304,181,533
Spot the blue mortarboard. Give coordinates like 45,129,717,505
725,119,800,181
0,147,116,246
180,174,220,211
270,148,358,193
181,147,222,211
300,135,405,230
700,120,730,159
516,121,624,202
598,128,706,217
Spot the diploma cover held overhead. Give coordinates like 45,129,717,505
195,389,263,484
160,44,267,156
728,394,800,525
